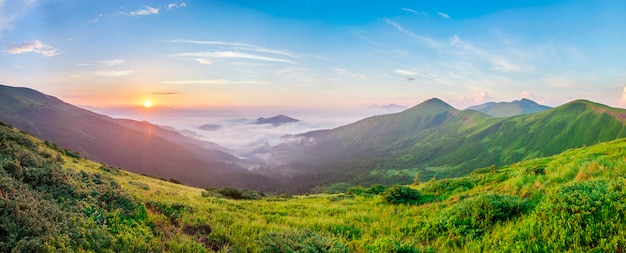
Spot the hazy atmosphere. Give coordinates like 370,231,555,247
2,0,626,110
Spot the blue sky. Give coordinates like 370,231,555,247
1,0,625,109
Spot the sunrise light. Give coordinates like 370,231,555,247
144,99,152,108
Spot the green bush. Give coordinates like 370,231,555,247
259,229,348,253
384,186,421,205
532,179,626,250
439,194,530,238
217,187,265,200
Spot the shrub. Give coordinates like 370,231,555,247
258,230,348,253
532,179,626,250
420,178,475,197
217,187,264,200
384,186,420,205
439,194,530,238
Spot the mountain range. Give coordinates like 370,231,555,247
3,84,626,193
0,84,275,190
467,98,552,117
264,98,626,192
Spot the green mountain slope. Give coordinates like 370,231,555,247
0,84,270,190
3,118,626,252
270,98,626,192
467,98,551,117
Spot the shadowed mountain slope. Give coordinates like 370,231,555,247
0,84,272,189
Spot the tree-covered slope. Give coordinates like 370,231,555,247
269,98,626,192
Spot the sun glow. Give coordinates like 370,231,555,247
144,100,152,108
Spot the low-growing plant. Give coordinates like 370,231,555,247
258,229,348,253
384,185,420,205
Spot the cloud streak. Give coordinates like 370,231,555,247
450,35,530,72
125,6,159,17
168,40,298,58
401,8,428,17
167,1,186,10
94,70,134,77
172,51,296,64
121,2,185,17
7,40,57,56
162,79,268,85
77,59,124,67
438,12,451,19
385,19,443,48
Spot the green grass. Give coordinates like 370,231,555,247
4,120,626,252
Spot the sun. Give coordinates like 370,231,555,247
143,99,152,108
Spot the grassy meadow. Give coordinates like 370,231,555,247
3,121,626,252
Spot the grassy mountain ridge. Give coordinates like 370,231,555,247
3,118,626,252
269,98,626,192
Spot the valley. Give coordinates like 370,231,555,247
2,117,626,252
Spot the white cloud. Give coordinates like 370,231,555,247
401,8,428,17
456,91,495,106
167,1,186,10
162,79,268,85
620,86,626,106
77,59,124,67
172,51,296,64
385,19,444,48
94,70,134,77
437,12,450,19
124,6,159,17
7,40,57,56
168,40,298,58
195,58,213,65
394,69,418,76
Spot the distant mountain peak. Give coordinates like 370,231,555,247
467,99,551,117
252,114,299,126
369,103,407,112
405,98,455,113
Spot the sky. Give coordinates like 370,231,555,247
1,0,626,110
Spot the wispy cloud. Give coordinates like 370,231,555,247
620,86,626,106
167,1,186,10
0,0,37,33
77,59,124,67
437,12,451,19
385,19,444,48
7,40,57,56
172,51,296,64
394,69,418,76
94,70,134,77
162,79,268,85
195,58,213,65
401,8,428,17
124,6,159,17
334,68,367,79
450,35,531,72
168,40,297,58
